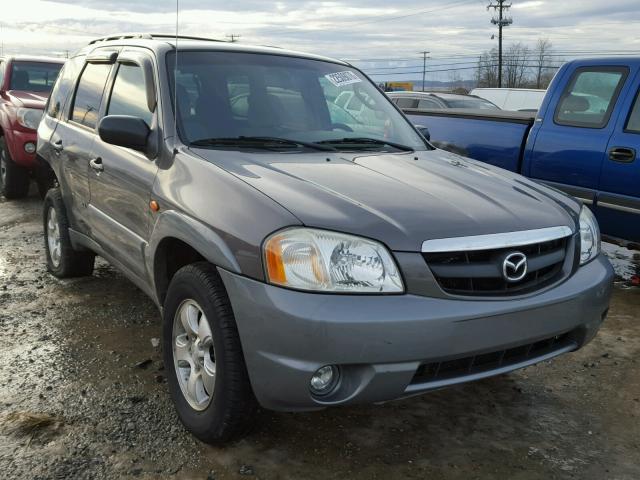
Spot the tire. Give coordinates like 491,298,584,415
43,188,95,278
163,262,258,444
36,164,56,200
0,136,30,199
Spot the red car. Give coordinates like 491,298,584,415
0,56,64,198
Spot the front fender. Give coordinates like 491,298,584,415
147,209,242,275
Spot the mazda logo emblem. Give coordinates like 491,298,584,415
503,252,528,282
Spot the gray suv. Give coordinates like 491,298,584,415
37,34,613,444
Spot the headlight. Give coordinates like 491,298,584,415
263,228,404,293
17,108,43,130
579,206,600,265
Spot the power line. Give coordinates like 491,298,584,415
364,63,562,76
328,0,481,28
347,50,640,66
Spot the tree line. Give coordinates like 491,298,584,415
476,38,560,89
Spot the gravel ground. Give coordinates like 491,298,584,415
0,194,639,480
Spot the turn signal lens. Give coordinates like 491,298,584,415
579,206,601,265
263,228,403,293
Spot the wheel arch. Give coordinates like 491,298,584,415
148,210,242,306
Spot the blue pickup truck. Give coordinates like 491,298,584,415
400,58,640,244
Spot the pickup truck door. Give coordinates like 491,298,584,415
598,70,640,242
87,50,158,281
528,66,630,205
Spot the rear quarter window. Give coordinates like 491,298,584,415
71,62,112,129
554,66,628,129
624,89,640,133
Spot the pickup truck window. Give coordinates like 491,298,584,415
10,61,62,93
107,64,153,126
554,67,628,129
168,51,427,151
625,90,640,133
71,63,111,129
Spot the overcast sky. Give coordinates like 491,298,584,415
2,0,639,81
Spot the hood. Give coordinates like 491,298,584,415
6,90,48,109
192,147,580,252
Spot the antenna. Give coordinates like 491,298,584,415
173,0,179,152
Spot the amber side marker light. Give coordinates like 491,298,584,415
264,236,287,285
150,200,160,212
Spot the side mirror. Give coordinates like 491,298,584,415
415,125,431,141
98,115,150,152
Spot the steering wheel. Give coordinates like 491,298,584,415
331,123,353,132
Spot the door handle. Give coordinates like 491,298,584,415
52,140,63,153
89,157,104,173
608,147,636,163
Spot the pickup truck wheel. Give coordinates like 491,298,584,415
43,188,95,277
0,137,30,199
163,262,258,444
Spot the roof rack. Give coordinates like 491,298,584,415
88,33,226,45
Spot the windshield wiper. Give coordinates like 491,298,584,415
190,136,337,152
317,137,414,152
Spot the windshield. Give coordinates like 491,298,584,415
441,96,499,110
167,51,428,151
10,61,63,93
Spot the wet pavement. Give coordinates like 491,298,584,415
0,195,638,480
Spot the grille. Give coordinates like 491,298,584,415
411,333,574,386
423,237,569,296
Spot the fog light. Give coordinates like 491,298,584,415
310,365,338,395
24,142,36,154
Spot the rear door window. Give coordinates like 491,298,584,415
417,98,441,109
46,56,85,119
396,97,418,109
71,62,112,129
554,67,628,128
107,63,153,125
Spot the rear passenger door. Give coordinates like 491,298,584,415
52,55,114,232
598,70,640,242
87,49,158,280
528,66,629,204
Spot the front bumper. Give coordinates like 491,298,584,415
219,254,613,412
5,129,37,168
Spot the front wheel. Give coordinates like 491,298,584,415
0,137,30,199
43,188,95,277
163,262,257,444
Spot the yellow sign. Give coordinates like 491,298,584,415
387,82,413,91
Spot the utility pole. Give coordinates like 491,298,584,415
487,0,512,88
225,34,241,43
419,51,430,92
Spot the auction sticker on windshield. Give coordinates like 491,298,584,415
325,71,362,87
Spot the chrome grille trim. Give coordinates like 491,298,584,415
421,226,574,253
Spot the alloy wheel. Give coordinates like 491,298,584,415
46,207,62,268
173,299,216,410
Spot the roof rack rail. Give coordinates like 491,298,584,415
88,33,226,45
146,33,226,43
